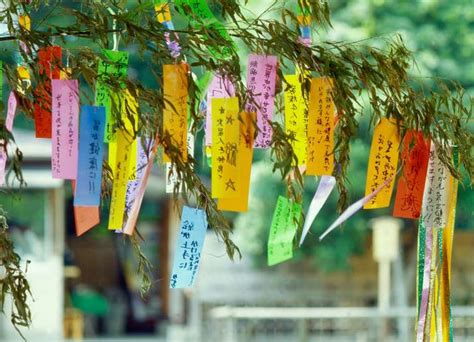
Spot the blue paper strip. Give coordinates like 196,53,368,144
170,206,208,288
74,106,106,206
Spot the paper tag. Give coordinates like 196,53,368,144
421,144,450,228
284,74,308,166
211,97,240,198
74,106,106,206
6,91,17,132
51,79,79,180
205,74,235,146
364,118,400,209
299,175,336,246
307,77,335,175
217,112,255,212
267,196,301,266
166,132,195,193
170,206,208,288
245,54,277,148
163,63,189,163
393,131,431,219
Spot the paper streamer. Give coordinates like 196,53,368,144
364,118,400,209
170,206,208,288
205,74,235,146
74,106,106,206
307,77,335,176
393,131,430,219
34,46,62,138
123,139,158,236
284,74,308,166
211,97,240,198
163,63,189,163
0,144,6,186
299,176,336,246
6,91,18,132
421,144,450,228
245,54,277,148
166,132,195,193
95,49,129,142
51,79,79,180
319,177,393,241
268,196,301,266
218,112,256,212
71,181,101,236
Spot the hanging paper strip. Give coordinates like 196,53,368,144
320,176,393,241
170,206,208,288
108,129,134,230
393,131,430,219
284,74,308,166
163,63,189,163
211,97,240,198
363,118,400,209
0,143,6,186
71,181,101,236
297,0,312,46
74,106,106,206
174,0,235,59
95,49,129,142
51,79,79,180
6,91,17,133
123,139,158,236
218,112,256,212
299,175,336,246
268,196,301,266
34,46,62,138
307,77,335,176
245,54,278,148
154,0,172,23
166,132,195,193
421,144,450,228
205,74,235,146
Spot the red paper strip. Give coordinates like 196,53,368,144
393,131,430,219
34,46,62,138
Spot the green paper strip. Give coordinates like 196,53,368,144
174,0,235,59
94,49,129,142
267,196,301,266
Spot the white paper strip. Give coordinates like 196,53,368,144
299,176,336,246
166,132,194,193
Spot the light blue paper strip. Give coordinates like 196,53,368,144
170,206,208,288
74,106,106,206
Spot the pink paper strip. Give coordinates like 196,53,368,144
6,91,18,132
51,79,79,179
205,74,235,145
123,140,158,236
299,175,336,246
319,177,393,241
0,146,6,186
416,226,433,342
246,54,278,148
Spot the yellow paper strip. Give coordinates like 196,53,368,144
163,63,189,163
364,118,400,209
307,77,335,176
108,129,133,230
284,74,308,166
155,4,172,23
218,112,256,212
211,97,240,199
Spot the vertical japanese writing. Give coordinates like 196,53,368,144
284,74,308,166
74,106,106,206
170,206,208,288
307,77,335,175
51,79,79,180
245,54,277,148
364,118,400,209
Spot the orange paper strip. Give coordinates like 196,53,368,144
307,77,335,176
393,131,430,219
163,63,189,163
71,181,100,236
364,118,400,209
218,112,255,212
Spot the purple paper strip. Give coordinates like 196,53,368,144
51,79,79,180
416,226,433,342
6,91,18,132
205,74,235,145
246,54,278,148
